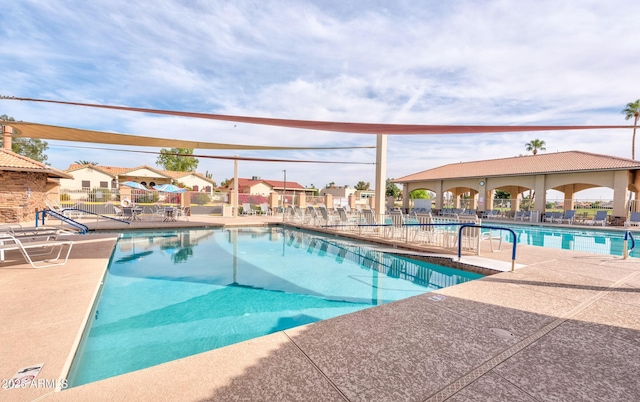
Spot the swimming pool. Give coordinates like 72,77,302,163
483,223,639,258
67,227,482,387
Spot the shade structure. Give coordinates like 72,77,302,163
121,181,149,191
153,184,186,193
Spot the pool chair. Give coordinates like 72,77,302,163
544,212,562,223
259,203,273,215
624,212,640,227
241,203,256,215
587,210,609,226
304,206,318,225
0,234,74,268
558,210,576,224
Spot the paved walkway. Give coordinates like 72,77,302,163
0,215,638,401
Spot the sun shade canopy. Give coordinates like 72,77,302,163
0,96,632,135
3,121,374,151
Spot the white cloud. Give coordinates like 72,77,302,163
1,0,639,198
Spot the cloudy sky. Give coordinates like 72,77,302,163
1,0,639,199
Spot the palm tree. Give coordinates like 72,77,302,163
621,99,640,160
525,139,546,155
75,160,98,165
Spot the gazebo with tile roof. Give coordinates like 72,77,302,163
394,151,640,221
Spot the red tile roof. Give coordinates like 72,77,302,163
395,151,640,182
66,164,214,184
226,178,307,190
0,149,72,178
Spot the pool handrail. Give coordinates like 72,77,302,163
458,224,518,271
623,230,636,259
36,209,90,234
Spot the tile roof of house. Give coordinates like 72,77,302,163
228,178,307,190
162,170,216,184
0,149,72,178
66,164,214,183
395,151,640,182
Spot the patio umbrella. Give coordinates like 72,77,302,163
121,181,149,191
153,184,186,193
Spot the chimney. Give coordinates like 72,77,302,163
2,125,12,150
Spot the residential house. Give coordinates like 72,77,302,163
223,177,313,196
60,164,217,194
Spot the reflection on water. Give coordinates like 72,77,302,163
488,224,638,257
70,227,482,387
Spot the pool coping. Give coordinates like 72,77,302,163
1,214,639,401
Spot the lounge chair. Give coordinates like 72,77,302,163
0,234,74,268
259,203,272,215
544,212,562,223
241,203,255,215
587,210,609,226
558,210,576,224
624,212,640,227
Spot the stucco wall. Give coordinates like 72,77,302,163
0,171,48,223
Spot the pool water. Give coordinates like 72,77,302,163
483,223,639,258
67,227,482,387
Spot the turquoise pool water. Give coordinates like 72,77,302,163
481,223,638,257
67,227,482,387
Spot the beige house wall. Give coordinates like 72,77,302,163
60,167,114,189
249,182,273,195
176,175,215,194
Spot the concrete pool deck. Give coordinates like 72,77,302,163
1,215,639,401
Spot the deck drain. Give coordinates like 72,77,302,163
428,294,446,301
489,327,516,340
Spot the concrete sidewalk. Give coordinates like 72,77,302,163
1,215,638,401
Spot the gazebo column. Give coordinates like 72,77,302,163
563,184,575,210
534,175,547,215
612,170,629,217
435,181,443,210
485,189,494,211
505,186,520,213
402,185,410,211
452,189,462,209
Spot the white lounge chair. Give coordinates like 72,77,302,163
0,234,74,268
587,210,609,226
624,212,640,227
241,203,256,215
259,203,272,215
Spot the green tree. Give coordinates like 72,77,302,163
525,139,546,155
156,148,199,171
386,178,401,198
325,181,335,188
622,99,640,159
354,181,370,190
409,189,429,199
0,114,49,163
494,190,510,199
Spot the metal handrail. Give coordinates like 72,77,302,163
623,230,636,260
61,208,131,225
458,224,518,271
35,210,90,234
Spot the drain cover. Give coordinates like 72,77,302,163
489,327,516,340
428,294,446,301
